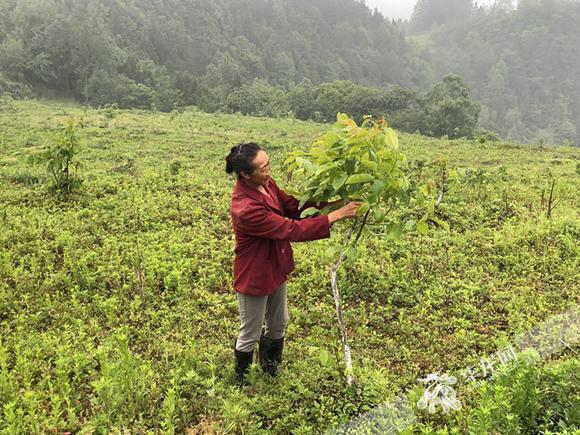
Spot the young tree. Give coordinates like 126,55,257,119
29,119,83,196
285,113,443,384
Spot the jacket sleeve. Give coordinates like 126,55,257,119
276,185,329,220
238,202,330,242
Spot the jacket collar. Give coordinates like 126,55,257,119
234,176,282,213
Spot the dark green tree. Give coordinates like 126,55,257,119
226,79,289,117
422,74,480,139
288,79,318,120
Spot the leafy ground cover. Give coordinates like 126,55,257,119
0,98,578,433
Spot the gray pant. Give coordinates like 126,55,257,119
235,282,289,352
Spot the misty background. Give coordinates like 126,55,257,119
1,0,579,145
365,0,499,20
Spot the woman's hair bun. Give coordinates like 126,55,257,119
225,153,234,174
225,142,261,177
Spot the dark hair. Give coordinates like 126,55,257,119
225,142,261,178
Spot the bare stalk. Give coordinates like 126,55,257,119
134,253,146,305
132,201,147,307
329,218,359,385
436,169,447,206
546,178,556,218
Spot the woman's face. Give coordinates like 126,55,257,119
243,150,271,186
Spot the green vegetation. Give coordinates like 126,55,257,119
226,76,481,140
285,113,439,385
5,0,580,144
0,99,578,433
0,0,414,109
411,0,580,145
28,118,82,196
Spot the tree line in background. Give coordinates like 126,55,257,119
0,0,422,106
226,75,481,139
0,0,579,144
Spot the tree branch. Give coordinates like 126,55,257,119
352,209,370,248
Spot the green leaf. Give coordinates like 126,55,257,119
431,216,449,231
332,173,348,191
346,174,374,184
372,206,385,222
323,131,340,146
374,133,385,148
356,201,370,217
345,159,357,174
298,193,311,209
300,207,319,218
283,155,295,166
384,128,399,149
387,178,400,189
361,158,378,172
415,190,425,206
319,205,333,215
369,180,385,199
303,159,316,173
416,220,428,236
315,163,335,177
310,147,330,162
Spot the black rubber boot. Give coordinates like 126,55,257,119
258,335,284,376
234,340,254,386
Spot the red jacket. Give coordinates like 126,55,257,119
230,176,330,296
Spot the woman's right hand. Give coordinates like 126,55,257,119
328,202,363,225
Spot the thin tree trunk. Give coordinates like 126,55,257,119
329,219,358,385
328,210,369,385
437,170,447,206
547,178,556,218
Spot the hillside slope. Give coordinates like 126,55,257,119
0,99,578,433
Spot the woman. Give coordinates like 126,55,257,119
225,142,360,384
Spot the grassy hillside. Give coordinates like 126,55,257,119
0,98,578,433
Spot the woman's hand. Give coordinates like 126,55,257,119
327,202,363,225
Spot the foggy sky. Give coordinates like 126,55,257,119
363,0,498,20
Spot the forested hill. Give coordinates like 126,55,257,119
1,0,580,146
0,0,422,104
410,0,580,145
